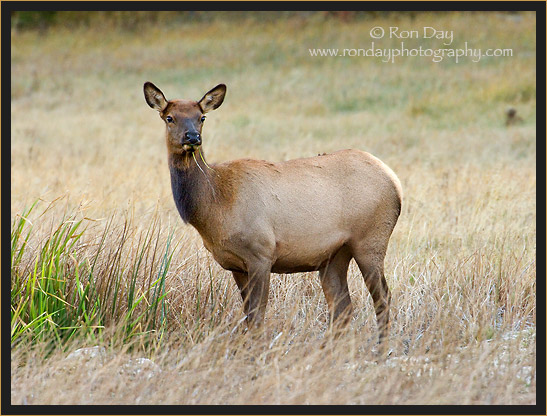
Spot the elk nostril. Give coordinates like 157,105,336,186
185,132,201,145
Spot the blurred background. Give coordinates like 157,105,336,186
11,11,425,31
11,10,536,217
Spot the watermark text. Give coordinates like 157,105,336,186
308,42,513,63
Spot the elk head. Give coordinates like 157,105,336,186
144,82,226,153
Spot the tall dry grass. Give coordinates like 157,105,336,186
10,11,536,406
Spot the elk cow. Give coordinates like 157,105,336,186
144,82,402,345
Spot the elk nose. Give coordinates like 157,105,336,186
185,132,201,146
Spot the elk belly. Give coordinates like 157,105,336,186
271,231,348,273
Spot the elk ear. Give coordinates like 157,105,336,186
198,84,226,113
144,82,168,112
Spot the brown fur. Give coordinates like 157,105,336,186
144,82,402,347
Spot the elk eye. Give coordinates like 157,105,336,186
200,116,206,122
166,116,174,123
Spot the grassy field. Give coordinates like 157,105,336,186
10,11,536,406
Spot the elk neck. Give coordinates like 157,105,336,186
168,147,220,227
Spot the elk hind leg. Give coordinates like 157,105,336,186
318,246,353,329
353,249,391,346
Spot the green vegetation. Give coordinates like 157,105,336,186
11,201,175,350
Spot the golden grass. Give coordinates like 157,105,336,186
10,11,536,406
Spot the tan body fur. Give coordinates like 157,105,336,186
144,82,402,345
197,151,401,274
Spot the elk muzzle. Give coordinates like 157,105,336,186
183,132,202,151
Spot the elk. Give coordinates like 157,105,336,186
144,82,402,345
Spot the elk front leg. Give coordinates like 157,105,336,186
244,263,271,328
232,271,251,318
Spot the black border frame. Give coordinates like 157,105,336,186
3,2,545,415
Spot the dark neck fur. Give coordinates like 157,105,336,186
168,149,214,225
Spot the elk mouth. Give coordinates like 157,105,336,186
182,144,200,152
